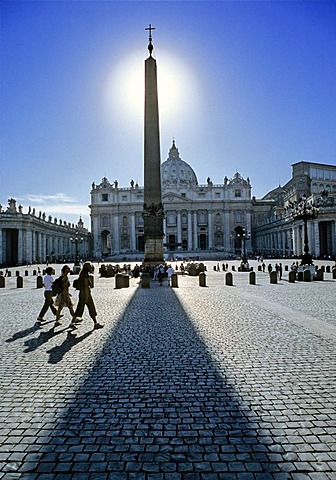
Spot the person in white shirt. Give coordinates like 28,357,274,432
37,267,58,324
167,265,175,286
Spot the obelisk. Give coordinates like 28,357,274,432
143,24,164,264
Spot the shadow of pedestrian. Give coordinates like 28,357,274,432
5,323,40,343
23,327,68,353
47,330,94,364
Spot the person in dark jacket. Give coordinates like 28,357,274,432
72,262,103,329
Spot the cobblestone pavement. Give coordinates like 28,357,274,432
0,261,335,479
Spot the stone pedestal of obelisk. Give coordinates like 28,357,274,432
143,27,164,264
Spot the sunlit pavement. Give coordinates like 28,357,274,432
0,260,335,480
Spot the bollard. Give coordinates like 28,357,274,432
326,266,331,273
17,276,23,288
115,273,124,289
332,269,336,280
199,272,206,287
232,266,235,271
16,270,20,277
316,269,324,281
7,271,12,277
213,266,216,271
321,265,325,273
0,276,5,288
141,273,151,288
270,271,277,284
258,265,262,272
123,275,130,288
25,270,29,276
171,273,178,288
33,270,37,276
288,271,296,283
36,276,43,288
249,271,256,285
285,265,289,271
225,272,233,286
303,269,311,282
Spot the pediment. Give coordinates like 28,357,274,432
162,191,189,202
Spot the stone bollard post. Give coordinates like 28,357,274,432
288,271,296,283
321,265,325,273
7,271,12,277
326,266,331,273
17,276,23,288
115,273,124,289
225,272,233,286
36,276,43,289
285,265,289,271
303,269,311,282
270,271,277,284
16,270,20,277
123,275,130,288
141,273,151,288
199,272,206,287
257,265,262,272
33,270,37,276
249,271,256,285
316,269,324,281
171,273,178,288
332,269,336,280
25,270,29,276
232,266,235,271
0,276,5,288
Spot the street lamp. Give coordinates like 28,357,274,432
288,195,319,266
70,233,83,267
236,227,250,264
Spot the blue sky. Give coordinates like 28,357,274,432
1,1,335,229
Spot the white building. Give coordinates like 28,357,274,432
90,141,253,259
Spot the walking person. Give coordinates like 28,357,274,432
37,267,59,324
72,262,103,329
54,265,75,326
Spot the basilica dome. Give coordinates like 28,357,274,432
161,141,198,187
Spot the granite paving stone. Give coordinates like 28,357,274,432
0,260,335,479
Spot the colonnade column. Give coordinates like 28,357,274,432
224,211,231,252
0,229,2,265
18,230,23,264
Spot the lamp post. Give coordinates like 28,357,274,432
70,233,83,267
288,195,319,265
236,227,250,264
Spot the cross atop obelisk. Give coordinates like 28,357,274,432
142,25,164,264
145,24,155,56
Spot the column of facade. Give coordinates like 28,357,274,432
193,211,198,250
113,215,120,253
224,211,231,252
41,233,46,262
37,231,42,262
26,229,33,264
187,211,193,250
163,218,167,247
130,213,136,251
208,211,213,249
177,211,182,249
281,230,286,257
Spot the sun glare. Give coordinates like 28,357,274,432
107,50,199,126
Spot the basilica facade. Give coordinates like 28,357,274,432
90,141,253,259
